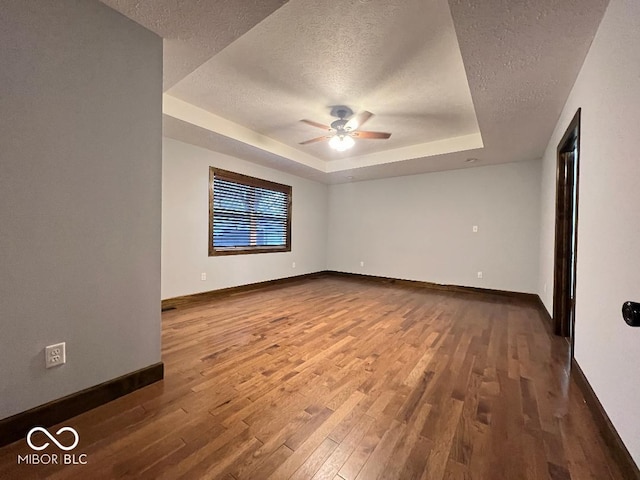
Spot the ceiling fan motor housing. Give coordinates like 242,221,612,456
330,105,353,120
298,106,390,147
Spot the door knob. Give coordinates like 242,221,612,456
622,301,640,327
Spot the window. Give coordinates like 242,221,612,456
209,168,292,256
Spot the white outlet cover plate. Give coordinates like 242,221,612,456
45,342,66,368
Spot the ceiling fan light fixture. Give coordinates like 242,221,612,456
329,134,355,152
299,107,389,150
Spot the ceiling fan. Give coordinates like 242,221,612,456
299,106,391,151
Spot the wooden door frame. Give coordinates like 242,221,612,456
553,108,581,348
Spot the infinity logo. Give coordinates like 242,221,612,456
26,427,79,451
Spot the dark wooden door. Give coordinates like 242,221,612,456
553,109,581,347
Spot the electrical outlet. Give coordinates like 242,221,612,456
543,283,547,292
45,342,66,369
201,272,207,281
292,261,296,269
360,261,364,267
473,225,478,233
477,271,483,279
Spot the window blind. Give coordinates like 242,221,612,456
209,168,292,255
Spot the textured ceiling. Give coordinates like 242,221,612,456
167,0,481,162
100,0,288,89
103,0,609,183
448,0,609,167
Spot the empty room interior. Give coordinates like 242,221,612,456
1,0,640,479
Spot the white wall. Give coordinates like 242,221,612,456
162,138,328,299
328,160,541,293
0,1,162,419
538,0,640,464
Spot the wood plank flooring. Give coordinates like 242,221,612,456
0,276,626,479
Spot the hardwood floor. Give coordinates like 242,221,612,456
0,276,626,479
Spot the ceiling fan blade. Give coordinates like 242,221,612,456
299,135,331,145
300,119,331,130
351,131,391,139
345,111,374,131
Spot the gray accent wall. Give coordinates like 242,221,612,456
327,160,541,293
162,139,540,300
161,138,329,300
0,0,162,419
538,0,640,464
